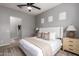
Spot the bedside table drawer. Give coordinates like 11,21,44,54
64,46,76,52
63,39,76,44
64,47,79,54
63,41,74,46
68,47,79,54
63,44,74,48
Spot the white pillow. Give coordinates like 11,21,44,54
37,32,42,38
49,32,57,41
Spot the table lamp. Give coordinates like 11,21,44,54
66,24,77,38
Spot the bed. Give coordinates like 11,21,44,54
19,27,63,56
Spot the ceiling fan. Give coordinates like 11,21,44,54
17,3,41,12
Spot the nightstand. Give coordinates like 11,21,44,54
63,37,79,55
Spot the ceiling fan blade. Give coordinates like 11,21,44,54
30,3,35,5
17,4,27,8
31,5,41,10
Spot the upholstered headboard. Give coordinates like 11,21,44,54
39,27,63,39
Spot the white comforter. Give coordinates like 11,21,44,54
19,38,62,56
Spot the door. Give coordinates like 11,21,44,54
10,16,22,40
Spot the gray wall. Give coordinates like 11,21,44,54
36,3,79,37
0,6,35,45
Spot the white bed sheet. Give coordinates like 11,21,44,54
19,38,62,56
36,38,62,51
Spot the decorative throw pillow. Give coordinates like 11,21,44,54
41,32,45,39
44,32,49,40
37,32,42,38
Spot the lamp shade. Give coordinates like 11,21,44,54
67,25,77,31
36,28,39,30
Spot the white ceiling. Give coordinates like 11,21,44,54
0,3,61,15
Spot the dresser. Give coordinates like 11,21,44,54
63,37,79,55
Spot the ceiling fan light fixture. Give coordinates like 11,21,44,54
17,3,41,12
27,6,32,10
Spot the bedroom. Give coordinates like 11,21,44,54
0,3,79,56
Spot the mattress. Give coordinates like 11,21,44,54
19,38,62,56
